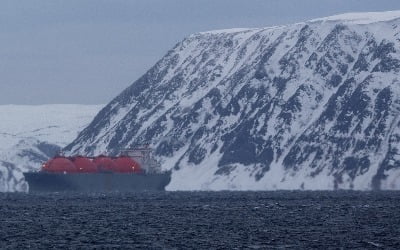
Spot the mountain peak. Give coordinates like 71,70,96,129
309,10,400,24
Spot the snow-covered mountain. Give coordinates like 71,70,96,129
0,105,102,191
65,11,400,190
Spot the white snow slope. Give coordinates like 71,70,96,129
66,11,400,190
0,104,102,192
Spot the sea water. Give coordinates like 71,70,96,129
0,191,399,249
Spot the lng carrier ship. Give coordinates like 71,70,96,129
23,146,171,192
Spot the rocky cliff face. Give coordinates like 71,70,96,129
65,11,400,190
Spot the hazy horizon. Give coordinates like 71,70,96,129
2,0,400,105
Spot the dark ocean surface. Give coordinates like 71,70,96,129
0,191,399,249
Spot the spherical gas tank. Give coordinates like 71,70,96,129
72,156,97,173
93,156,117,172
42,156,77,173
114,156,142,173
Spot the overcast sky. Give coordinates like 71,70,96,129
1,0,400,105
